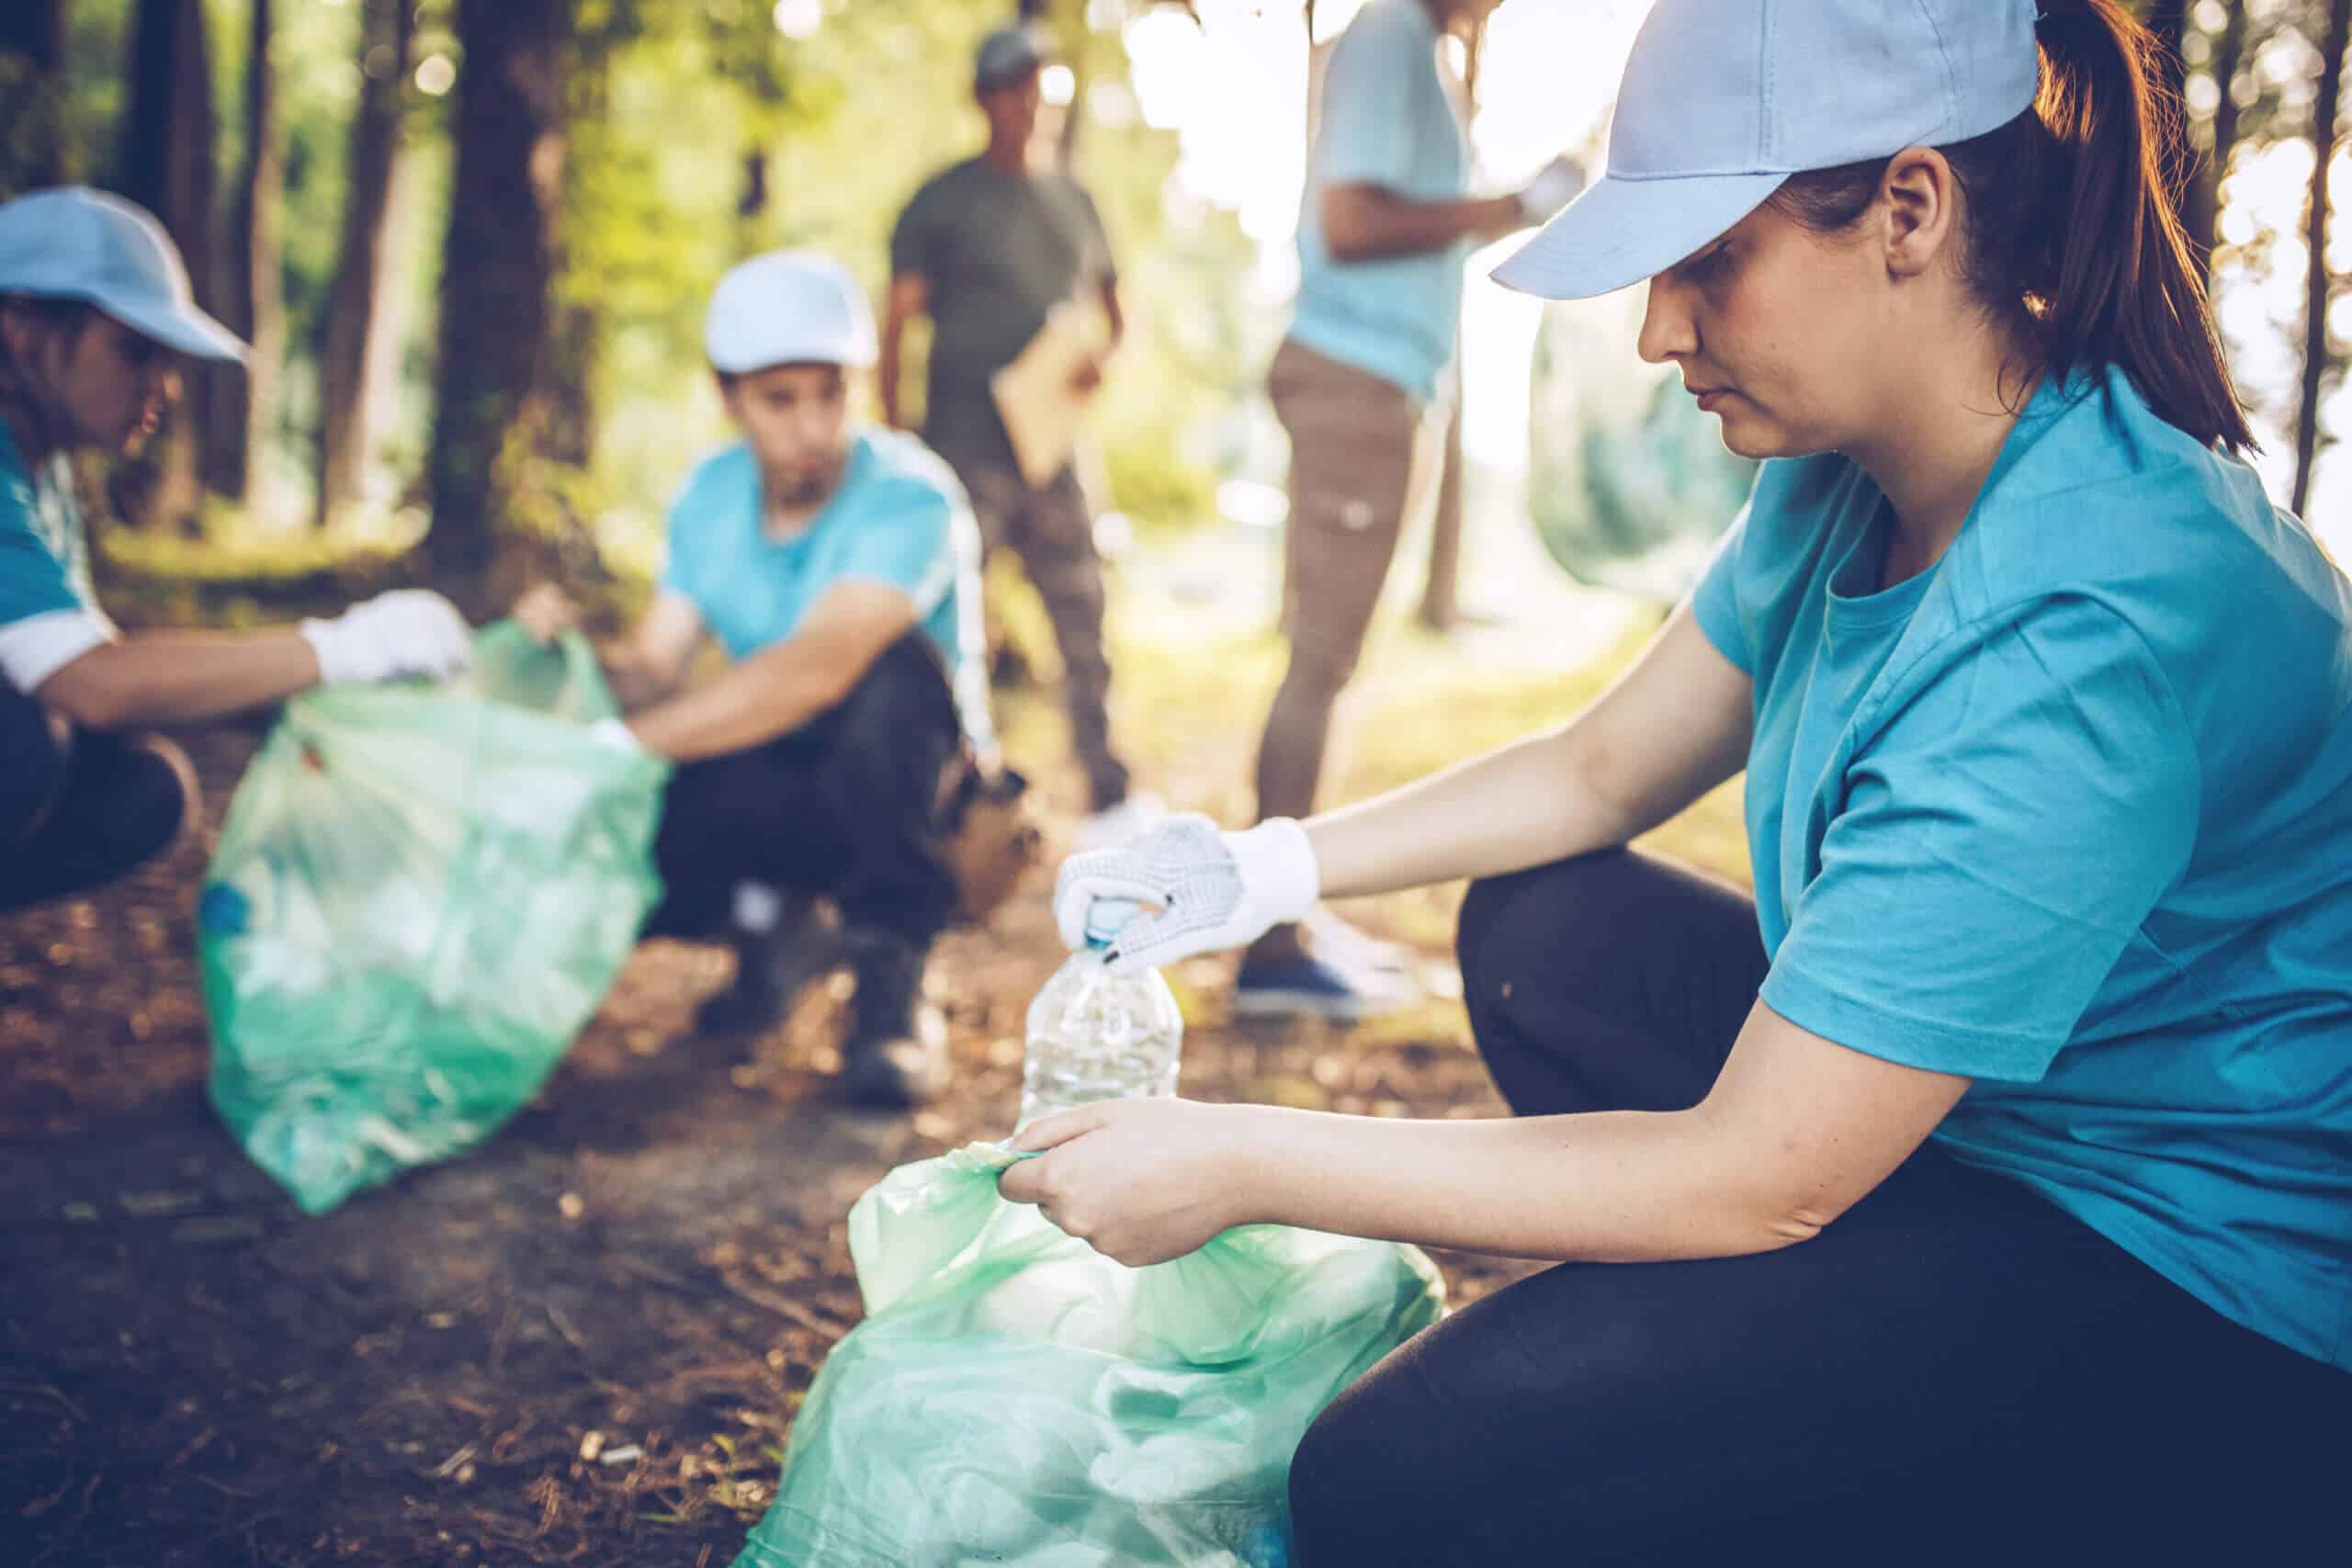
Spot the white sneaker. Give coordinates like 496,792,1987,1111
1073,791,1168,853
1303,906,1414,977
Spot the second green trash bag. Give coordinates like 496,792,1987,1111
734,1142,1448,1568
199,622,669,1213
1529,288,1758,604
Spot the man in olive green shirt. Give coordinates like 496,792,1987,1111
882,25,1147,843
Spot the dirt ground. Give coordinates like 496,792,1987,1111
3,720,1540,1567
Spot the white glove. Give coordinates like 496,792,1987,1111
301,590,473,685
1518,154,1588,228
1053,813,1320,976
587,716,644,753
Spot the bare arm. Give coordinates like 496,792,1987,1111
1100,276,1125,350
1009,1002,1971,1267
878,274,929,432
1229,1005,1968,1260
1320,183,1523,263
621,581,917,762
36,630,320,730
1309,605,1753,898
602,592,705,713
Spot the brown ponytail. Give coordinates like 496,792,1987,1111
1773,0,2254,456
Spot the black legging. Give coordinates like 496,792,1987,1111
1287,850,2350,1567
1,679,192,912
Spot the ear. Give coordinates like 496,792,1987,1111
1875,147,1960,283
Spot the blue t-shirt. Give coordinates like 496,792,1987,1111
1289,0,1470,406
0,416,114,693
1693,367,2352,1370
658,427,991,746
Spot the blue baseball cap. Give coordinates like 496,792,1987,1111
975,24,1053,93
1495,0,2041,301
705,251,876,374
0,186,248,362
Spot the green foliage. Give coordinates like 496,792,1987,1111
553,0,1254,565
25,1,1268,572
0,51,73,197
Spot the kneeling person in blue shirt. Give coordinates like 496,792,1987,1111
518,253,1009,1108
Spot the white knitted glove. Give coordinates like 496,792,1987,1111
1053,813,1320,976
301,590,473,685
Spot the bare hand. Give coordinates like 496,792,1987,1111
998,1099,1256,1268
513,582,581,646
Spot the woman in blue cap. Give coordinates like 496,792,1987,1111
1015,1,2351,1561
1,187,471,912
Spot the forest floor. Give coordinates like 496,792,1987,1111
3,535,1745,1566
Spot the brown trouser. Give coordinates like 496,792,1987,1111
1257,337,1425,829
956,461,1130,813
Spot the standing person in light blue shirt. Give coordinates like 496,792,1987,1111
1022,2,2350,1562
1246,0,1578,1019
516,253,1027,1110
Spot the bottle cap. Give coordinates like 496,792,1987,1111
1083,897,1145,949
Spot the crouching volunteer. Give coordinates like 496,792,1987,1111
1013,2,2352,1562
2,186,471,914
517,251,1026,1110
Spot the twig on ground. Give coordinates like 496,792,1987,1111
718,1269,842,1335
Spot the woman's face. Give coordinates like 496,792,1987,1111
51,312,182,457
1635,199,1892,463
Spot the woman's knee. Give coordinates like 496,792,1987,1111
1288,1382,1418,1567
1455,850,1637,1002
832,634,959,749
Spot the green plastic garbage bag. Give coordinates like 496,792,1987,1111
735,1142,1447,1568
1529,288,1759,603
198,621,669,1213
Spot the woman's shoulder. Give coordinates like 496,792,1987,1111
1951,373,2351,705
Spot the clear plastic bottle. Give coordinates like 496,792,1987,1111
1017,898,1183,1132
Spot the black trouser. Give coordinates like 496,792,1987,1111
1,680,192,913
640,632,964,955
1288,850,2351,1567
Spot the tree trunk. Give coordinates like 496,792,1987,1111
2291,0,2349,517
1415,391,1467,631
1415,17,1485,631
209,0,280,505
2188,0,2251,277
118,0,215,533
317,0,415,526
425,0,568,601
0,2,64,63
0,0,70,194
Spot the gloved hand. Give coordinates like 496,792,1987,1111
1517,153,1588,228
587,716,643,753
301,590,473,685
1053,813,1320,975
